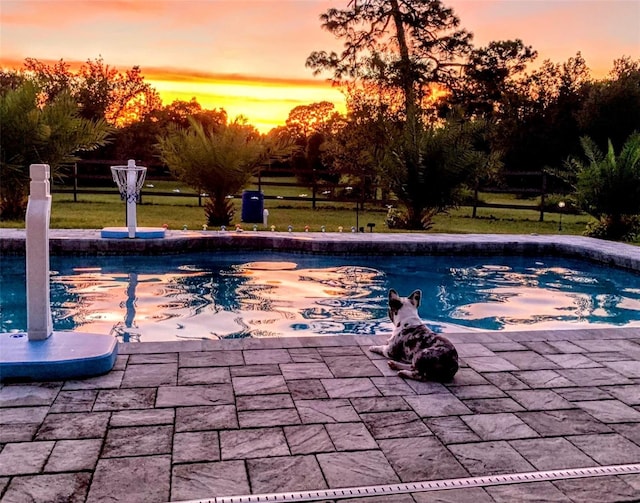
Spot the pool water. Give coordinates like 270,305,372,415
2,252,640,342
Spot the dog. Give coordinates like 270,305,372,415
369,289,459,382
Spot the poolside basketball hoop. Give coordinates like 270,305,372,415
111,159,146,238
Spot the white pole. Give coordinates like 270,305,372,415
26,164,53,340
126,159,137,238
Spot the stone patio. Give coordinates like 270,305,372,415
1,327,639,502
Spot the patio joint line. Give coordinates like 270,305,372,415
172,463,640,503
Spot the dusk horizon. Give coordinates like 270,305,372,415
2,0,638,132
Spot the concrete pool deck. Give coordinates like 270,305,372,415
1,230,640,501
1,328,640,502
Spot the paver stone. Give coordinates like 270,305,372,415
220,427,289,459
87,455,170,503
317,450,399,488
508,437,596,470
449,441,535,475
247,455,327,493
173,431,220,463
0,441,54,476
45,439,102,472
284,424,334,455
2,473,90,503
171,460,249,501
378,437,468,482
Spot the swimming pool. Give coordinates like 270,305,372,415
2,251,640,342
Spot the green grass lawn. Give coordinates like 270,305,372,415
0,190,594,238
2,175,624,238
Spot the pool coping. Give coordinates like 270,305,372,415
1,229,640,273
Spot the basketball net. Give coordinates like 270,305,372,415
111,160,147,204
110,159,147,238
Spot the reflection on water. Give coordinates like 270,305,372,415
443,262,640,330
1,252,640,342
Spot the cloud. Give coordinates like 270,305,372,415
143,66,336,89
1,0,168,27
0,0,342,82
450,0,640,76
0,55,336,90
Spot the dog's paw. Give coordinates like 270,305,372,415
397,369,418,380
388,360,400,370
369,345,385,355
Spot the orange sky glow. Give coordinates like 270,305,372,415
143,68,347,132
1,0,638,133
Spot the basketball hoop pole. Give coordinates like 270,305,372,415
125,160,137,238
102,159,163,240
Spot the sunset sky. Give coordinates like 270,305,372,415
1,0,639,132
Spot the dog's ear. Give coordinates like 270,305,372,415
388,289,401,320
408,289,422,308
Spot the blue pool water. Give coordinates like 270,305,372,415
1,252,640,342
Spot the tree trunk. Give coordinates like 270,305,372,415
389,0,423,230
205,193,233,227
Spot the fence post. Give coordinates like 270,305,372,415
472,182,479,219
312,168,317,210
539,171,547,222
73,163,78,202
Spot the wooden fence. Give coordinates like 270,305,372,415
54,161,560,221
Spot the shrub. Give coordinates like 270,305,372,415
565,132,640,241
584,215,640,241
385,207,409,229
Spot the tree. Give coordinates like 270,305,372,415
101,98,228,165
307,0,472,109
565,132,640,241
23,58,75,102
23,57,162,126
495,53,591,179
157,118,268,226
577,57,640,151
76,58,162,126
284,102,340,192
322,86,399,203
285,101,337,141
158,98,227,130
387,115,501,228
0,68,26,94
442,39,536,196
0,82,111,220
446,39,537,118
307,0,473,227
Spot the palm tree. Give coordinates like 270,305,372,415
157,118,268,226
565,132,640,240
0,82,112,220
388,116,501,228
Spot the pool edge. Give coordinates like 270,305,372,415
1,230,640,273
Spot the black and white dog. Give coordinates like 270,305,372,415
369,289,459,382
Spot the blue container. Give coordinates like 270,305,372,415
241,190,264,223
